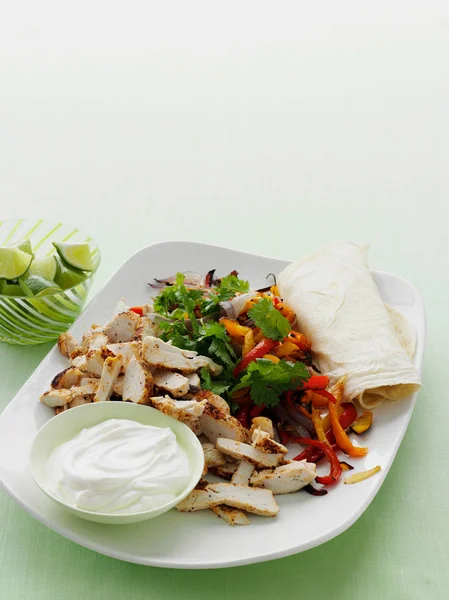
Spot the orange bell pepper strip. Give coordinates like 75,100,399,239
273,301,296,323
328,401,368,457
303,375,329,390
242,330,255,357
286,330,311,350
220,318,251,339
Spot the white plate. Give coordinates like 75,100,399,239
0,242,425,569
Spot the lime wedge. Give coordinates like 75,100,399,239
36,286,62,297
28,255,57,281
19,275,56,296
11,239,33,255
1,283,24,297
0,247,33,279
54,257,87,289
53,242,93,271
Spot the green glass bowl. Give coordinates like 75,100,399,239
0,218,101,345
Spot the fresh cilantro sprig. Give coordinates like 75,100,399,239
215,274,250,301
200,367,231,396
231,359,310,407
248,297,291,341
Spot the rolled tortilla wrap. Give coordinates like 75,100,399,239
278,242,421,409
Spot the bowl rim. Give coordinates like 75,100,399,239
0,217,101,300
29,402,205,520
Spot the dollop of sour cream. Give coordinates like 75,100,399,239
46,419,191,514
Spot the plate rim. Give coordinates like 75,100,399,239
0,241,426,569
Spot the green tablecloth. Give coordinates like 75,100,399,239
1,2,448,598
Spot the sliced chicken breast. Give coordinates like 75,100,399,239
51,367,83,389
104,310,141,343
200,439,227,468
249,417,275,439
176,482,279,517
216,438,284,469
40,388,76,408
133,317,156,342
152,370,190,398
251,429,288,456
198,403,248,445
186,373,201,389
107,342,140,368
122,357,154,405
231,461,255,485
195,390,230,415
250,460,317,494
57,332,78,358
142,336,222,375
210,505,250,526
94,356,123,402
208,462,238,480
150,395,207,428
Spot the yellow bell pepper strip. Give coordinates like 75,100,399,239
351,410,373,434
275,340,299,358
344,465,381,484
311,409,331,445
270,284,280,297
262,354,280,364
328,401,368,457
340,461,354,471
242,330,255,357
233,338,276,377
320,401,357,436
219,317,251,340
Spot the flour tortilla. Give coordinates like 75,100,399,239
278,242,421,409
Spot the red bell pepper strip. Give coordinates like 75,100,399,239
294,437,342,485
235,405,252,429
338,402,358,430
250,403,266,418
130,306,144,316
302,375,329,390
233,338,276,377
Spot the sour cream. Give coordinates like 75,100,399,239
46,419,191,514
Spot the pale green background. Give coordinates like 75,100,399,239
1,2,448,598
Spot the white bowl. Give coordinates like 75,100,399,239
29,402,204,525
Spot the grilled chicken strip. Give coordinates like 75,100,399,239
200,439,227,468
40,388,77,408
210,505,250,526
71,347,115,377
152,370,190,398
231,461,255,485
57,332,78,358
94,356,123,402
150,395,207,428
216,438,284,469
176,482,279,517
104,310,141,343
51,367,83,389
195,390,230,415
122,357,154,405
198,403,248,445
249,417,275,439
251,429,288,456
250,460,317,494
142,336,223,375
106,342,141,368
